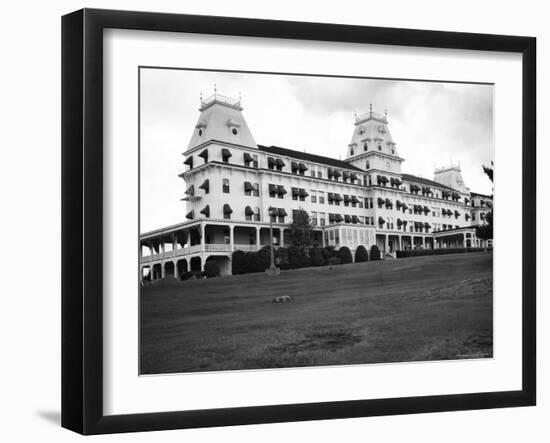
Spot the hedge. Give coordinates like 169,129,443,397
355,245,369,262
396,247,485,258
327,257,342,266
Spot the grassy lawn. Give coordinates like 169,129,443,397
140,252,493,374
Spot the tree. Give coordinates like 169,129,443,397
288,209,314,248
475,162,494,249
355,245,369,262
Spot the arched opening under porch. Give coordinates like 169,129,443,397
151,263,162,280
176,259,188,278
205,255,232,276
164,261,175,279
189,256,202,272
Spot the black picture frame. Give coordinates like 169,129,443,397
61,8,536,435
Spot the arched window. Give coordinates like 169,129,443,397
366,160,370,169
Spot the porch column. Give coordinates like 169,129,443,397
463,232,467,248
281,228,286,247
422,237,426,249
229,225,234,251
172,233,177,253
384,234,389,253
161,240,165,257
321,230,326,247
398,235,402,251
255,227,260,248
173,260,177,278
200,223,205,247
161,261,165,279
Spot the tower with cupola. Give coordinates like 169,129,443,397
344,105,404,174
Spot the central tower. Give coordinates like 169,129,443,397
344,106,404,174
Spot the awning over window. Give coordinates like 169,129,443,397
350,172,359,181
329,214,336,223
344,194,351,203
278,185,287,195
327,168,334,178
299,189,309,197
423,206,430,213
267,157,276,167
222,148,232,160
401,203,409,211
244,181,254,192
486,201,493,208
292,187,300,196
378,197,385,206
342,170,350,179
186,210,194,220
394,178,402,186
385,198,392,207
410,184,420,192
298,162,308,171
243,152,253,163
183,156,193,167
396,200,402,208
378,217,386,225
327,192,335,202
454,210,460,217
334,193,343,202
200,205,210,217
465,213,471,220
185,184,195,196
351,195,359,204
442,190,450,199
333,169,342,178
245,206,254,216
269,184,278,193
199,179,209,192
223,204,233,214
344,215,352,223
352,216,360,224
198,149,208,160
278,208,288,217
275,158,286,167
335,214,344,222
397,218,403,226
291,161,299,171
424,223,431,230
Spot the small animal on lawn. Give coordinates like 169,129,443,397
272,295,292,303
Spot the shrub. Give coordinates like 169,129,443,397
355,245,369,262
275,247,289,266
204,260,221,278
250,248,271,273
370,245,381,261
180,271,196,281
322,246,337,261
231,250,250,275
337,246,353,264
327,257,342,266
309,247,326,267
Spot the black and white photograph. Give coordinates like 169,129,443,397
139,69,494,375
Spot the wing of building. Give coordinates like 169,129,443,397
140,92,493,278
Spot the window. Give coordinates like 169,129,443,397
317,171,322,178
311,167,316,177
386,161,391,170
254,207,260,221
311,211,318,226
350,148,354,156
311,190,317,203
232,127,238,135
318,191,325,204
319,213,326,226
252,154,258,168
222,178,230,193
366,160,370,169
364,143,368,151
378,144,382,151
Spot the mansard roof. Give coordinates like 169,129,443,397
401,173,457,192
258,145,364,172
470,191,493,199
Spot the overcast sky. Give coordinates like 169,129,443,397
140,68,494,232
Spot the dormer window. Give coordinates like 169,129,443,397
198,129,203,136
363,143,368,151
350,148,354,156
366,161,370,169
378,144,382,151
232,128,238,135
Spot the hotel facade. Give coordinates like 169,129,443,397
140,93,492,279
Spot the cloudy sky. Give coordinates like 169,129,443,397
140,68,494,232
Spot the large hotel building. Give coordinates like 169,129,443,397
140,92,492,279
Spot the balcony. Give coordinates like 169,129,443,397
140,243,263,263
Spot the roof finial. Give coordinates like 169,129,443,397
200,91,203,102
214,83,217,94
369,103,373,112
238,91,242,103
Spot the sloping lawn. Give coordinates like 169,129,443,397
140,252,492,374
